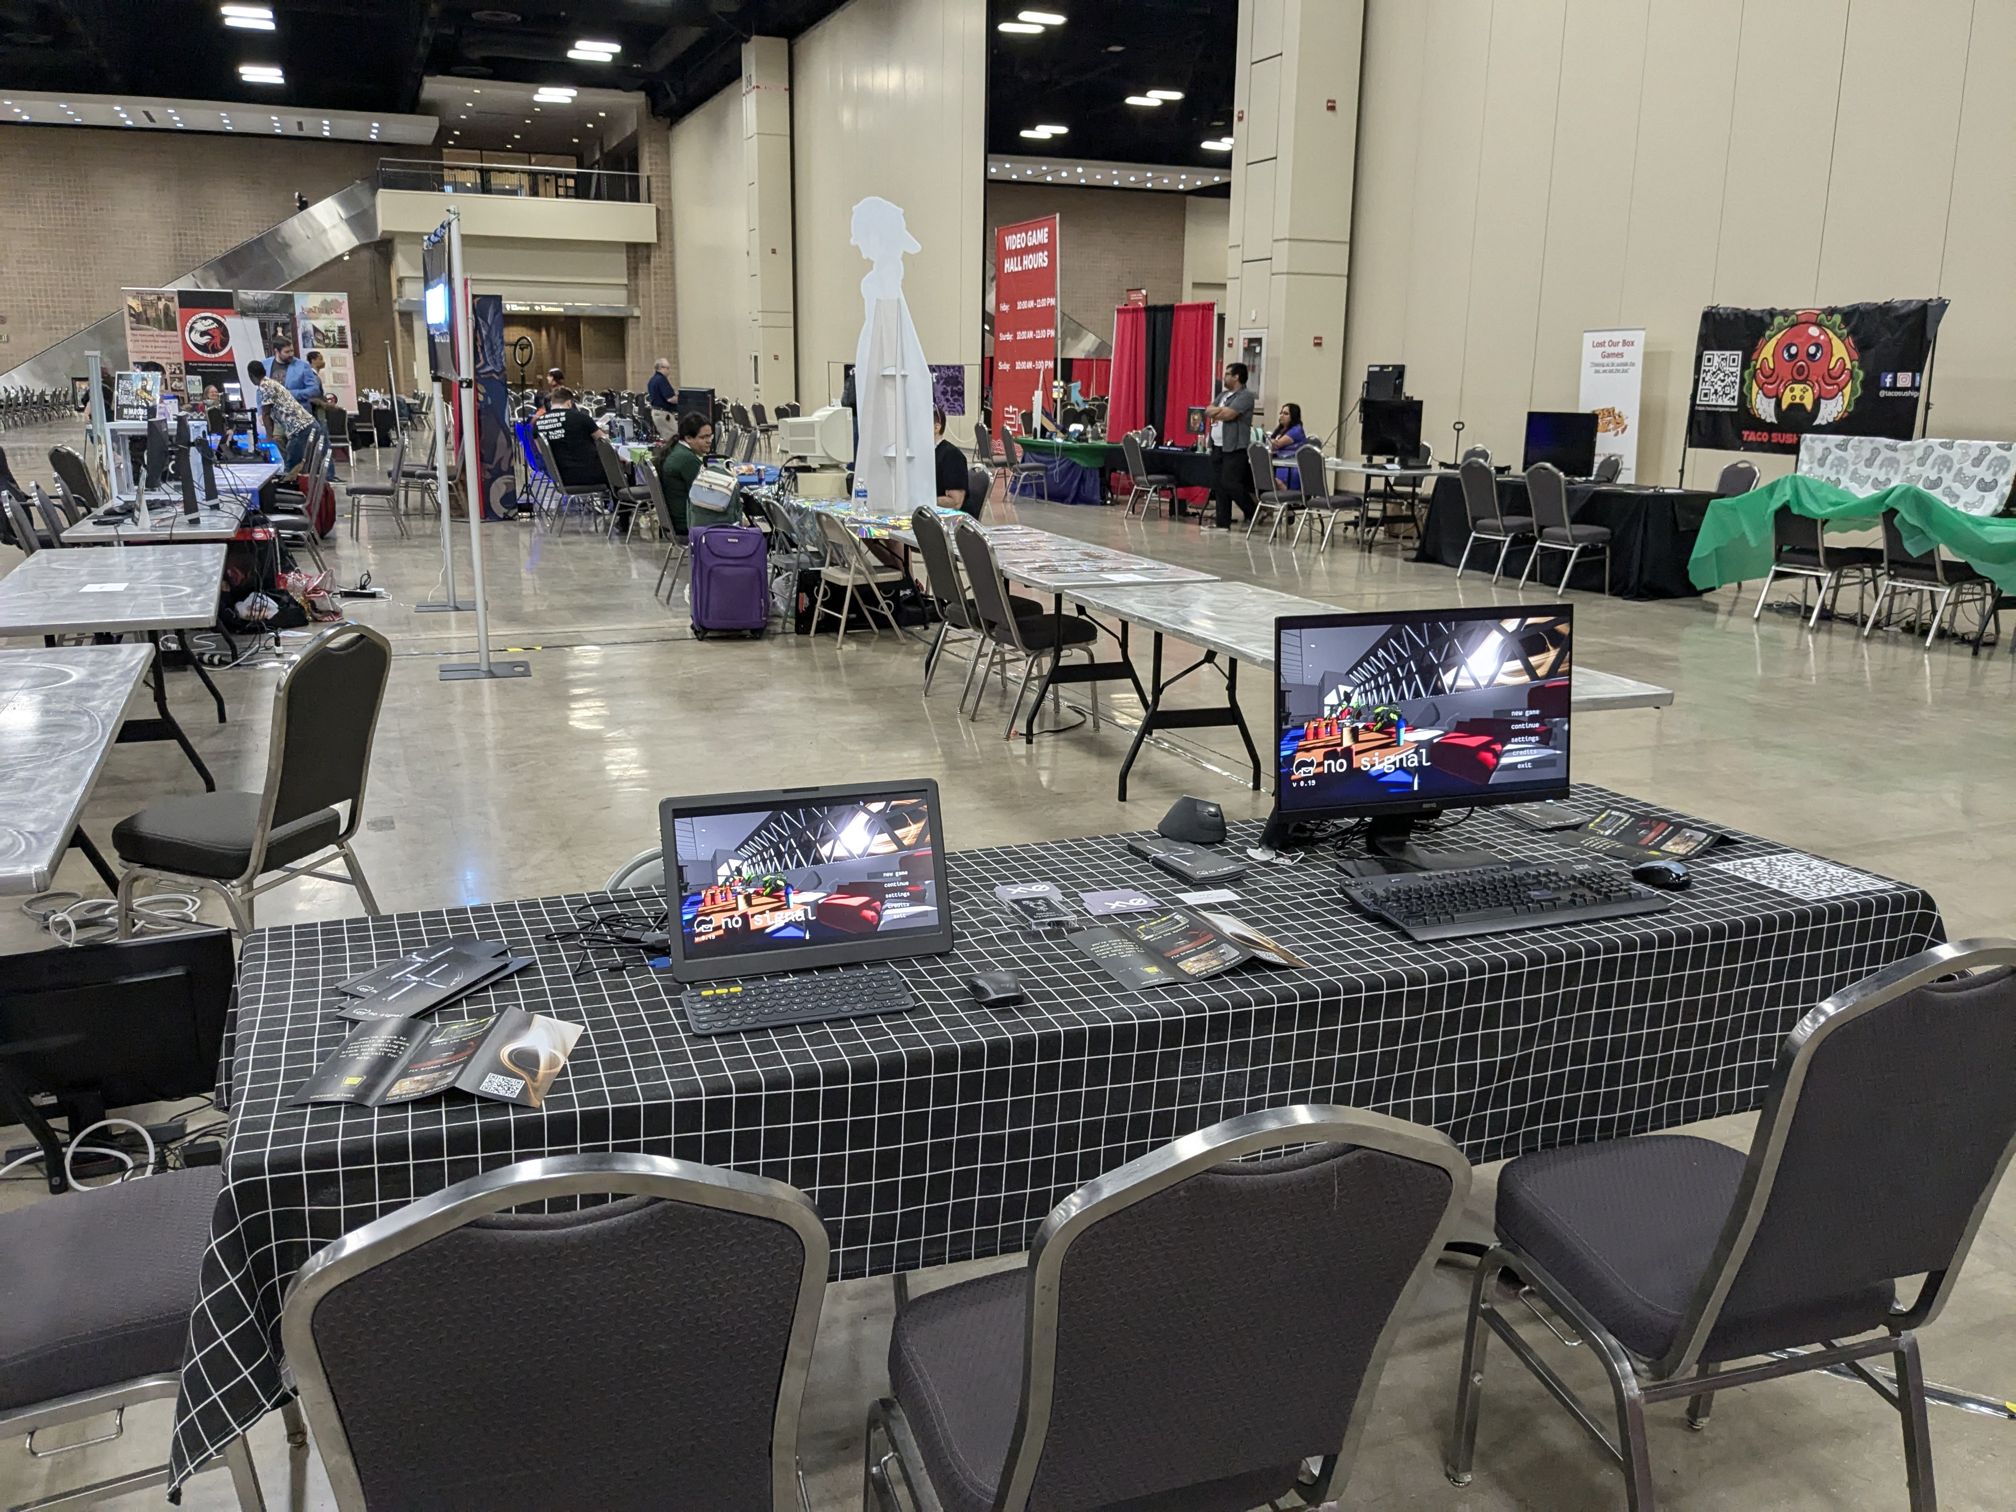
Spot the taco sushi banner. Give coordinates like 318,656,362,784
1686,298,1946,455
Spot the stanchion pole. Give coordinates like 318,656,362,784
439,210,529,680
416,374,470,613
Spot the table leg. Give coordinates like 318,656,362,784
116,633,217,791
187,652,229,724
1015,599,1144,744
1115,635,1263,801
68,828,119,890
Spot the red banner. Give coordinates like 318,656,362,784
991,214,1059,444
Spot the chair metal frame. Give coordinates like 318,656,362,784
603,848,664,891
1452,456,1527,581
952,519,1098,738
1120,433,1175,519
2,488,43,554
1448,939,2016,1512
592,434,646,543
867,1104,1473,1512
811,511,904,646
1861,512,1996,650
637,460,688,599
1518,462,1610,594
343,423,410,540
997,431,1051,503
1244,439,1302,541
530,431,615,535
282,1152,828,1512
115,621,390,937
1751,506,1879,629
1287,443,1358,550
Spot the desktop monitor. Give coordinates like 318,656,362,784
142,419,170,492
675,386,715,426
1359,397,1423,459
1366,364,1406,402
1522,411,1599,476
174,413,198,515
658,780,954,984
1272,605,1573,858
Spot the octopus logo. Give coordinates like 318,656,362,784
183,311,232,359
1746,309,1860,427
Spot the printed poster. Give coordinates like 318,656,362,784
1578,328,1644,483
294,291,358,411
122,289,186,396
990,214,1059,444
176,289,241,400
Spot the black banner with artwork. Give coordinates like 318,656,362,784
1685,299,1946,454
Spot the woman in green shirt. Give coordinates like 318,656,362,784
657,411,713,531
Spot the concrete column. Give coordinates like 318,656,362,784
627,122,676,380
1228,0,1363,442
743,36,798,405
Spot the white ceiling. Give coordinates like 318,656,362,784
986,153,1229,194
418,79,640,157
0,89,435,144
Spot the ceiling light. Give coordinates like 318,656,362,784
573,38,620,53
1037,123,1067,134
1202,138,1231,151
239,64,285,82
998,21,1043,34
572,136,579,142
224,14,275,28
1124,95,1161,106
1018,8,1066,21
221,4,273,17
597,110,606,117
1147,89,1184,100
1018,129,1046,139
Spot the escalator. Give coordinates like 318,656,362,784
0,176,383,393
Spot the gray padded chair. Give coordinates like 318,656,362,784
953,518,1099,736
281,1152,829,1512
997,430,1050,502
532,431,614,535
48,444,104,515
1449,940,2016,1512
911,507,1040,700
262,429,333,571
639,462,688,599
594,434,649,542
1453,455,1531,581
114,622,391,935
1120,433,1176,519
32,483,75,548
603,848,664,891
960,464,992,521
0,1166,287,1509
1591,453,1622,484
1751,505,1882,629
1715,459,1759,497
1862,512,1995,650
1,489,44,554
1519,461,1610,593
1288,442,1361,550
344,424,410,540
1245,439,1301,541
867,1105,1472,1512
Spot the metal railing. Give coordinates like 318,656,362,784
375,158,647,203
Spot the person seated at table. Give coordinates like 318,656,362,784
658,410,712,532
534,387,606,487
1268,402,1307,488
646,358,676,413
932,408,977,518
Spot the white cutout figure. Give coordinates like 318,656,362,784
850,197,934,514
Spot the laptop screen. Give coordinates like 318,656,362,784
658,781,952,982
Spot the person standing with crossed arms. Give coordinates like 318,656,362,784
1204,361,1257,529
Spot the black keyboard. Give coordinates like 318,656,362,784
1341,860,1673,942
679,964,916,1036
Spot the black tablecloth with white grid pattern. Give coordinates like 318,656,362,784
167,786,1944,1488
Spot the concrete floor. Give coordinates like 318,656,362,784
1,428,2013,1509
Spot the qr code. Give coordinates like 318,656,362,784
1696,350,1742,408
479,1072,526,1099
1706,854,1889,902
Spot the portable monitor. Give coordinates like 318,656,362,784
1522,411,1599,476
658,781,954,984
1271,606,1574,865
1359,397,1423,460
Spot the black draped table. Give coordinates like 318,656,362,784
167,786,1942,1487
1417,476,1716,599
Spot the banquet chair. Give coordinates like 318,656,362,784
114,622,390,937
1862,512,1996,649
1715,460,1760,497
1245,439,1301,541
1449,940,2016,1512
1288,443,1361,550
911,506,1041,699
751,493,822,609
48,445,105,515
263,430,332,572
1591,454,1622,484
1460,445,1493,466
638,463,688,599
1121,433,1177,519
282,1153,829,1512
752,402,777,458
740,429,761,466
0,1165,291,1511
868,1105,1471,1512
811,511,904,646
2,488,45,553
32,483,76,548
973,421,1005,497
1520,462,1611,593
998,430,1051,502
344,425,410,540
604,849,664,890
532,432,614,535
953,518,1100,738
1751,508,1881,629
960,464,992,521
593,435,650,542
1454,456,1531,581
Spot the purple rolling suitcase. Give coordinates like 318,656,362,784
689,525,769,638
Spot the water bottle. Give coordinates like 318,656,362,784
853,482,869,517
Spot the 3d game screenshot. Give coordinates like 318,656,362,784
1277,612,1571,811
671,796,941,957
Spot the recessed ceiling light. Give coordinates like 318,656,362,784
1124,95,1161,107
572,136,579,142
1037,123,1067,134
1147,89,1184,100
998,21,1042,34
1018,129,1046,139
1018,8,1067,21
597,110,606,117
239,64,285,82
573,38,620,52
1201,138,1232,151
221,4,273,16
224,14,275,28
1105,43,1124,52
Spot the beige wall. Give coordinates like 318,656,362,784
1342,0,2016,483
668,82,752,397
0,126,386,364
790,0,986,404
985,182,1189,344
1183,198,1230,308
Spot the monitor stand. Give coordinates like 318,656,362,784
1360,812,1499,873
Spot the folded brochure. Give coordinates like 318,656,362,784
1068,907,1307,990
333,936,534,1022
293,1008,583,1109
1573,807,1723,862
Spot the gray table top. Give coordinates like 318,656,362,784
0,644,152,894
0,542,227,635
64,501,250,544
986,528,1218,589
1325,460,1446,480
1058,577,1675,712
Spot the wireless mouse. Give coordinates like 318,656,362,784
967,969,1025,1008
1631,859,1691,891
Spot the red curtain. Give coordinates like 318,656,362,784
1108,304,1146,436
1160,301,1216,444
1074,358,1111,398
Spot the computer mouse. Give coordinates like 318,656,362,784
968,969,1025,1008
1631,860,1691,891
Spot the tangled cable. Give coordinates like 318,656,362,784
21,887,204,946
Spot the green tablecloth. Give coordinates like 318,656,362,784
1689,475,2016,595
1013,435,1122,469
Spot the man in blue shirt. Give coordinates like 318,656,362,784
271,341,319,406
646,357,675,412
